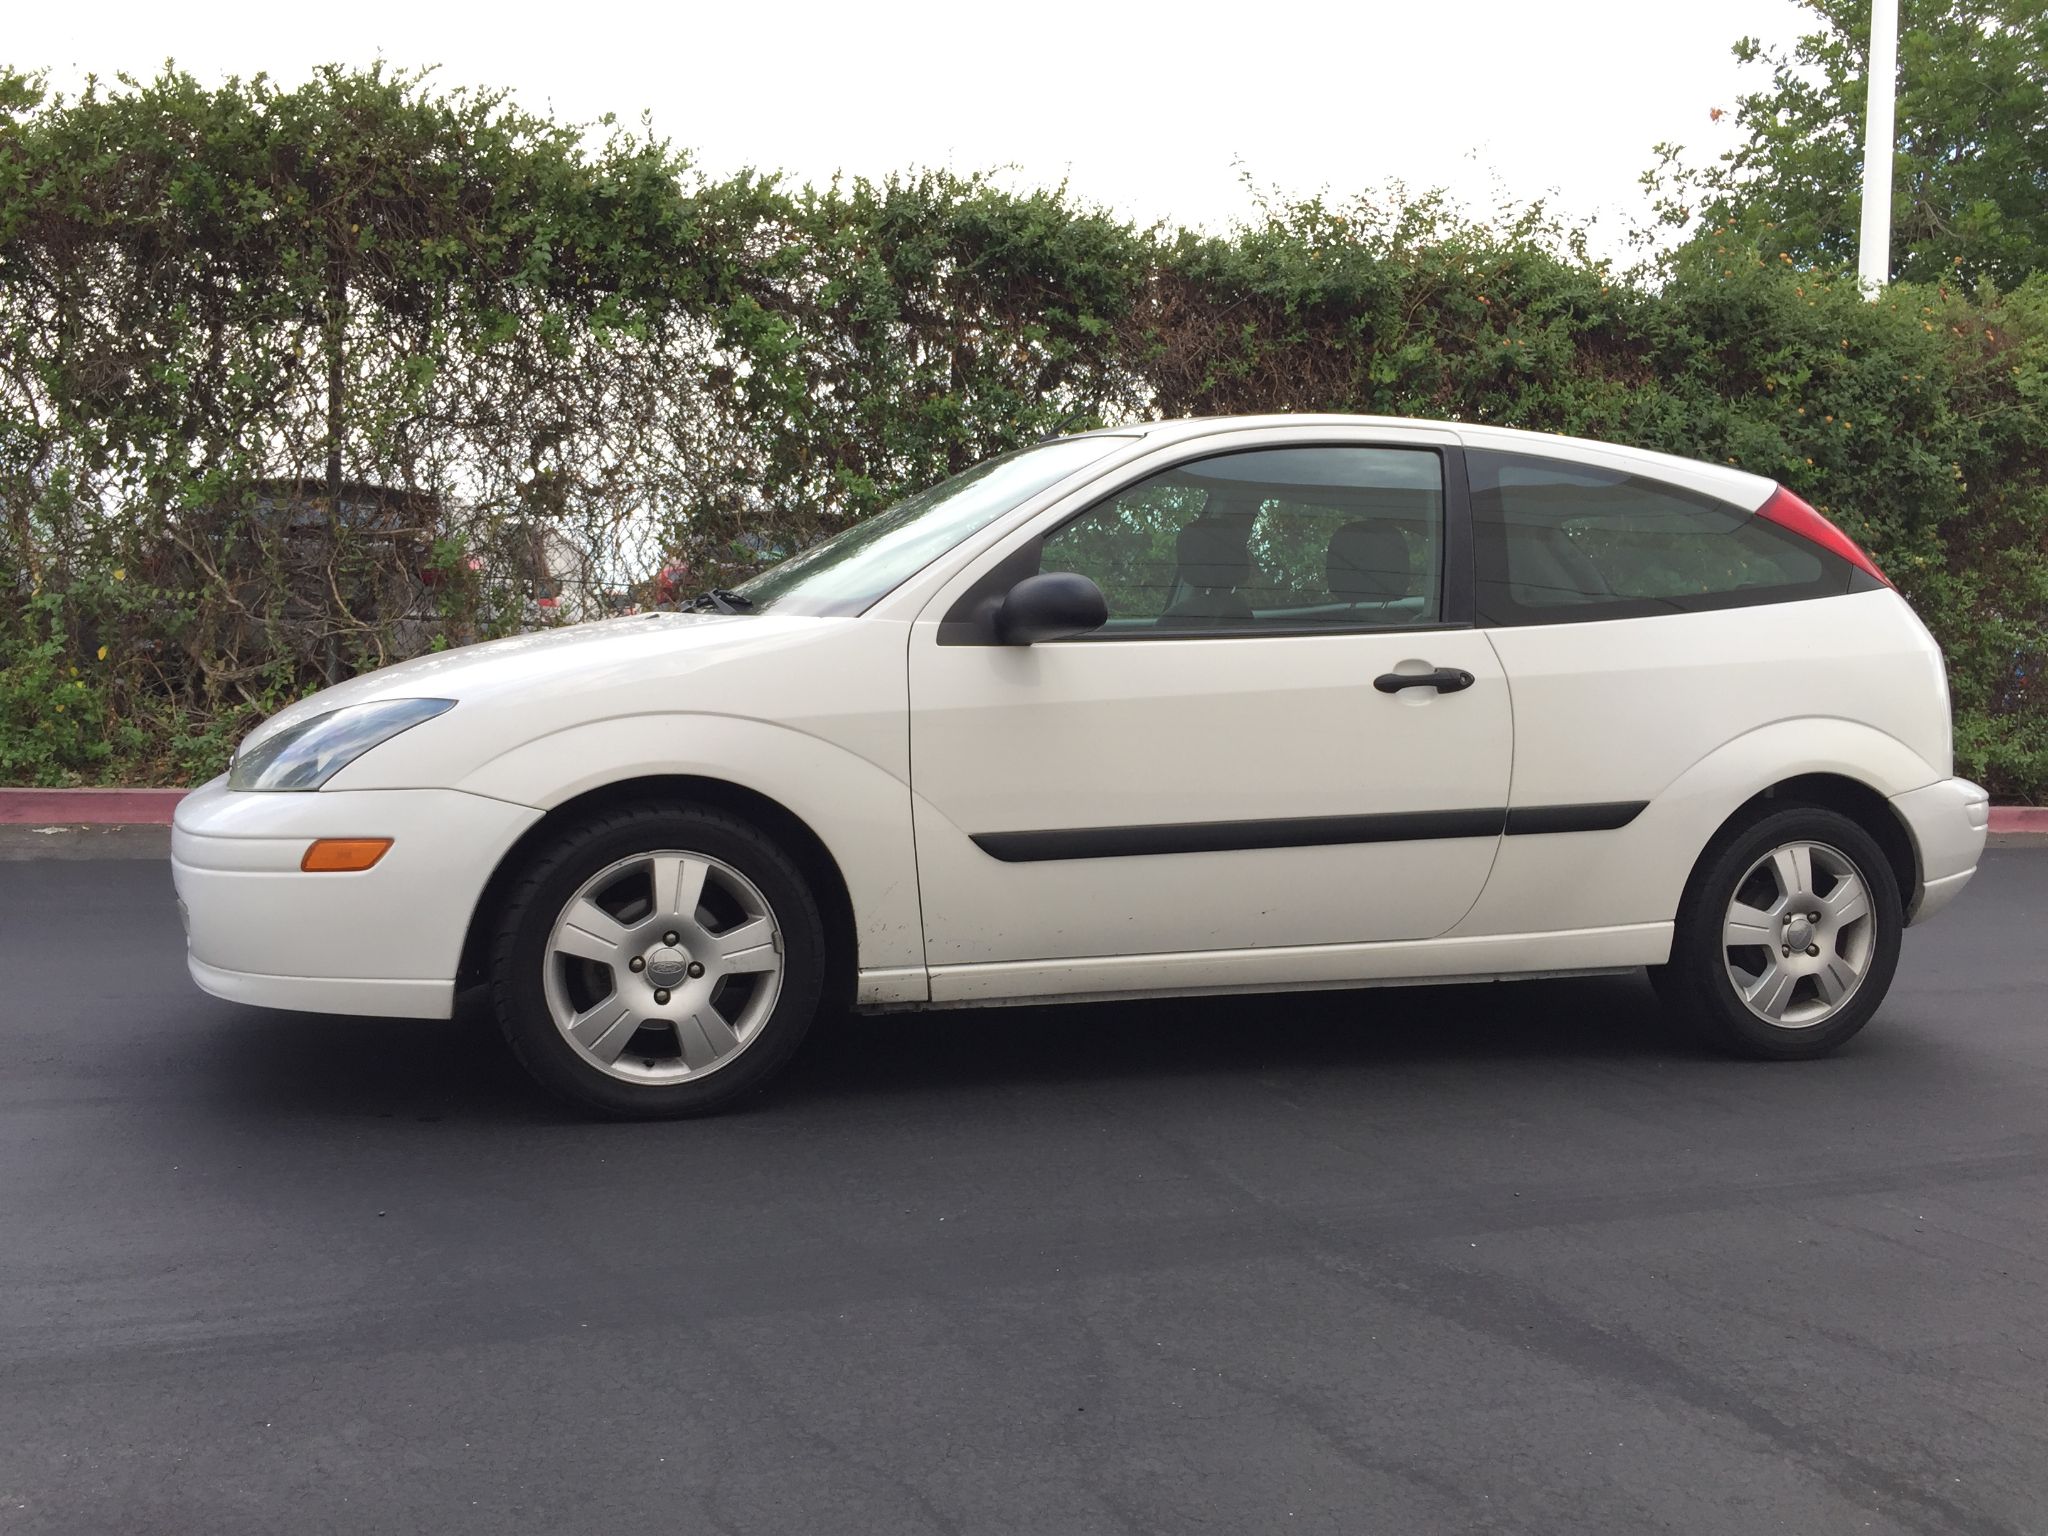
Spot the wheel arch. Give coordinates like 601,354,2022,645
1681,771,1918,916
456,775,859,1009
1749,773,1916,900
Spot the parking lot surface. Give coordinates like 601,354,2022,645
3,852,2045,1534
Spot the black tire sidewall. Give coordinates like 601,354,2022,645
490,803,826,1118
1667,805,1904,1059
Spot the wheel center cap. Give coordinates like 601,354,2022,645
644,947,690,987
1786,916,1814,950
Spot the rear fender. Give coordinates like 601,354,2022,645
1451,716,1941,938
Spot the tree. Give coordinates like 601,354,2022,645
1649,0,2048,287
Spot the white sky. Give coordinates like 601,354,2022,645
11,0,1811,253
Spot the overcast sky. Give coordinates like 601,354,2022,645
11,0,1814,251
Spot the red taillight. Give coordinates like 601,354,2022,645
1756,486,1890,586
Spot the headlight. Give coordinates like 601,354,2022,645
229,698,456,792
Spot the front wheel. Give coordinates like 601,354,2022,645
1652,805,1903,1059
489,802,827,1118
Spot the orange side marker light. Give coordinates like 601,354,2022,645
301,838,394,873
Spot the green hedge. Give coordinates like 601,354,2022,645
3,68,2044,795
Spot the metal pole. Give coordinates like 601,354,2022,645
1857,0,1900,290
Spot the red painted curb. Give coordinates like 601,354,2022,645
1990,806,2048,834
0,788,188,825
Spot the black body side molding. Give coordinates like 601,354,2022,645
1501,801,1647,836
970,802,1648,863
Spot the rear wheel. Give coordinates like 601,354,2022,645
1652,805,1903,1059
489,802,826,1117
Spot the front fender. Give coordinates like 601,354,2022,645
457,713,925,979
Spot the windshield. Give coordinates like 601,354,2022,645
733,435,1135,617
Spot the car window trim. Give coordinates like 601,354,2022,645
937,442,1476,645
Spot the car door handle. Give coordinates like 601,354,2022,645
1374,667,1476,695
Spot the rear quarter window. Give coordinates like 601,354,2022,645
1469,451,1851,626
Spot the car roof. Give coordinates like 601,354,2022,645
1083,414,1778,509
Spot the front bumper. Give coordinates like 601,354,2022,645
171,776,543,1018
1890,776,1990,925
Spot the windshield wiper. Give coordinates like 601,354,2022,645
682,587,754,614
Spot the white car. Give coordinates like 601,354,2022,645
173,415,1990,1117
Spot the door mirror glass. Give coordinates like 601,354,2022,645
995,572,1109,644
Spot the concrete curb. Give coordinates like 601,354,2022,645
0,824,171,861
1,786,2044,833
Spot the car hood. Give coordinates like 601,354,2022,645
244,611,796,745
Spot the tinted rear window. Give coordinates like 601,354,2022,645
1469,451,1850,625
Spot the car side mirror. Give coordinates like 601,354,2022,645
994,572,1108,645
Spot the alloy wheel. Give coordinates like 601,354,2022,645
542,850,784,1083
1721,839,1876,1029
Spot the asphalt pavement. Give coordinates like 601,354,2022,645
3,850,2046,1535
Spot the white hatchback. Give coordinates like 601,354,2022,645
174,416,1990,1116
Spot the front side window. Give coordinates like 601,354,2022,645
1032,445,1446,634
733,434,1133,617
1470,451,1847,625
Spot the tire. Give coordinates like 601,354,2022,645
1651,804,1903,1060
488,801,827,1118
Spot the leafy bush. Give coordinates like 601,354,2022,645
2,66,2043,796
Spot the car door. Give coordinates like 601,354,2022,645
905,431,1513,999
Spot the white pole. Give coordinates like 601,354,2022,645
1857,0,1900,290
